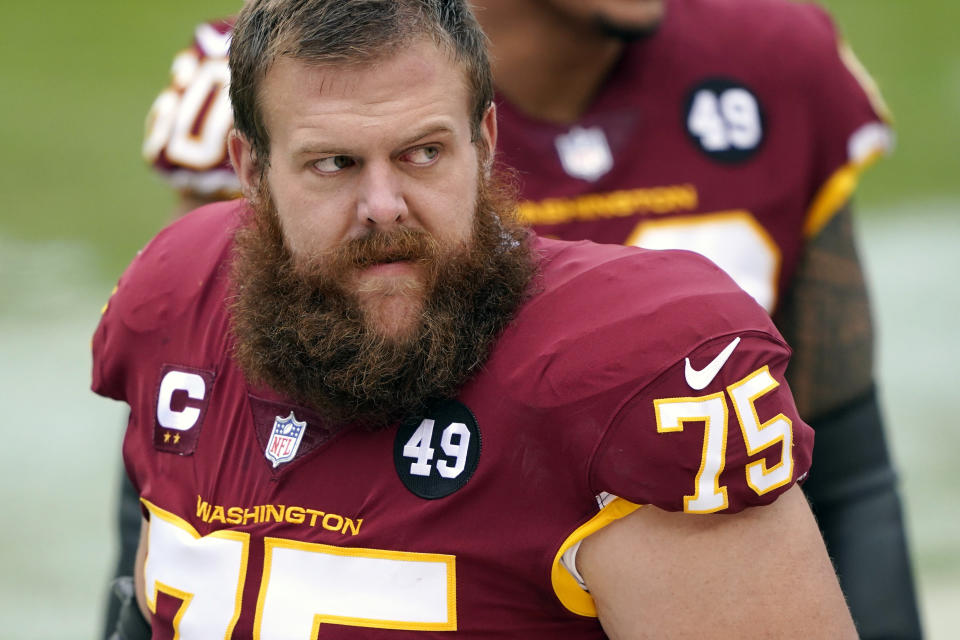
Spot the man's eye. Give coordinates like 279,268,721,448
314,155,355,173
405,146,440,165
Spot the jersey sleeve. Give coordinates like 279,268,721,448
798,3,893,237
91,201,239,404
142,19,239,199
91,242,158,405
590,332,813,514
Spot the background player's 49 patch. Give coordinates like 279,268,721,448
685,77,765,163
394,399,481,499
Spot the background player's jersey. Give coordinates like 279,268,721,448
92,201,814,638
142,18,239,199
497,0,892,314
143,0,889,314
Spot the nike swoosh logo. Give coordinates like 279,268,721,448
684,337,741,390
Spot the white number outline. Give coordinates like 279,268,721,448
142,49,233,171
727,365,794,495
141,500,457,638
254,538,457,637
626,210,782,312
655,393,729,513
165,56,232,169
142,500,249,640
654,366,796,513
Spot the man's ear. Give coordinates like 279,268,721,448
480,102,497,162
480,102,497,175
228,129,262,200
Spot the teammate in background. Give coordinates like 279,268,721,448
475,1,921,637
104,0,922,637
94,1,855,636
141,17,240,217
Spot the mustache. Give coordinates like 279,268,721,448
294,227,445,281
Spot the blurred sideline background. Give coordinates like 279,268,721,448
0,1,956,637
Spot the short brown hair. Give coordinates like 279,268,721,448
229,0,493,166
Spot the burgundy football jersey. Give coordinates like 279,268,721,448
142,18,240,198
92,201,814,638
144,0,888,312
497,0,891,314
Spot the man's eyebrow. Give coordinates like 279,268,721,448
292,124,457,158
395,124,456,150
292,141,343,157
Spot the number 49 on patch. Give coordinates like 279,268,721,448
393,399,482,499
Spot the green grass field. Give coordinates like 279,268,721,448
1,1,957,637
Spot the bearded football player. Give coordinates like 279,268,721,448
95,1,860,637
108,0,921,638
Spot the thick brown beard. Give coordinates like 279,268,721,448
229,167,537,429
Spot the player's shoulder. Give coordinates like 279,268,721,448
678,0,836,37
532,235,773,339
103,199,243,332
494,236,782,407
483,237,809,514
92,200,243,401
127,198,241,280
670,0,840,61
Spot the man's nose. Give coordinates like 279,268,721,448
356,161,408,229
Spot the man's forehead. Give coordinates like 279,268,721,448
263,39,463,97
260,43,472,144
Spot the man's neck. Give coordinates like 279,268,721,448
477,0,625,124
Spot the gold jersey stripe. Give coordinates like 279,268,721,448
838,40,893,124
100,284,119,315
550,497,641,617
517,184,699,225
803,147,885,239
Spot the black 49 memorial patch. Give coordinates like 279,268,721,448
684,77,765,163
394,399,481,499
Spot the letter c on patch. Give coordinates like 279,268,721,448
157,370,206,430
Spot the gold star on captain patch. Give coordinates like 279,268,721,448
163,432,171,443
173,433,181,444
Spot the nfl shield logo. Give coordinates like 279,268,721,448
554,126,613,182
265,411,307,468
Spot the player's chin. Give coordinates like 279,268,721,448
357,292,426,342
595,0,665,38
351,271,428,340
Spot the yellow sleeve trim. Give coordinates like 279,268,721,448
550,498,641,617
802,148,884,239
838,40,893,124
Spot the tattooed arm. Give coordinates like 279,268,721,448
776,204,874,417
775,204,923,640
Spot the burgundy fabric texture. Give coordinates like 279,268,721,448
92,200,813,637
